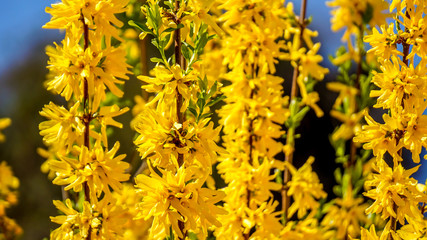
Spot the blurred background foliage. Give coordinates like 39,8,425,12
0,0,424,239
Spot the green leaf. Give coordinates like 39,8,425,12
207,81,218,99
188,107,198,119
152,38,160,49
181,43,192,62
353,158,363,183
197,98,204,112
161,33,171,49
294,106,310,124
150,57,164,63
146,2,162,34
206,95,226,107
342,172,351,194
333,185,342,197
275,169,283,184
353,179,364,195
198,77,207,93
334,168,342,184
188,232,198,240
128,20,152,34
200,112,213,120
195,24,209,54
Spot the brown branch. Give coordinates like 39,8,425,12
174,0,185,168
81,13,92,240
389,11,410,236
402,11,410,66
174,1,187,239
389,203,398,240
244,89,256,240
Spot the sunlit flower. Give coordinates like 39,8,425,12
285,156,327,219
135,163,226,239
49,141,130,201
364,163,426,224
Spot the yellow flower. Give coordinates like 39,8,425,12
219,72,288,158
364,23,402,60
46,35,130,107
0,215,22,240
281,218,331,240
112,184,151,240
370,56,427,113
298,43,329,81
354,113,404,163
397,217,427,240
0,161,20,216
135,163,226,239
327,0,389,41
364,163,426,225
321,186,369,239
138,65,197,112
44,0,128,41
285,156,327,219
0,118,11,143
359,224,380,240
49,141,129,201
400,106,427,163
219,0,291,75
95,105,129,147
39,102,85,152
50,198,127,239
134,108,222,170
398,4,427,59
247,200,283,239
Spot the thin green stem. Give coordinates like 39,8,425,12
282,0,307,223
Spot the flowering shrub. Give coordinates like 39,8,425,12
0,0,422,239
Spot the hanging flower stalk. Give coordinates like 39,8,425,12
355,0,427,238
40,0,131,238
211,0,324,238
130,0,226,239
321,0,389,239
0,119,22,240
279,0,329,223
214,0,290,237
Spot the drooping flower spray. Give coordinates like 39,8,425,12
40,0,132,238
0,119,22,240
321,0,389,239
130,0,226,238
355,0,427,238
279,0,329,226
213,0,290,238
211,0,329,238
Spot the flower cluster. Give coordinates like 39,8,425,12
354,0,427,238
322,0,389,238
41,0,131,238
213,1,289,238
210,0,330,238
0,119,22,240
0,161,22,240
130,0,226,238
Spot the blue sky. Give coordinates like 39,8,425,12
0,0,59,74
